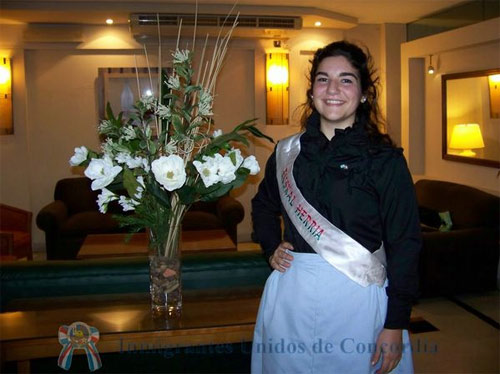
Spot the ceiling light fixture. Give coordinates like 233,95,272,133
314,21,322,27
106,18,114,25
427,55,435,75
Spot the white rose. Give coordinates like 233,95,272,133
212,129,223,138
242,155,260,175
84,156,122,191
151,155,186,191
193,155,221,188
96,188,118,214
218,154,238,184
69,146,88,166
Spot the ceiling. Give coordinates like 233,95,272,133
1,0,467,29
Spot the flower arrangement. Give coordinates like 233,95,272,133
69,14,272,260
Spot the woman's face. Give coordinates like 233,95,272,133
312,55,363,136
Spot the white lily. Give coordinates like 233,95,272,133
151,155,187,191
84,156,122,191
69,146,88,166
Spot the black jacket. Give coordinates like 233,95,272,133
251,112,421,329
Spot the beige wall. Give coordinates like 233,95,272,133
1,20,412,250
401,17,500,195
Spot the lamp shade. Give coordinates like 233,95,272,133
266,52,289,125
449,123,484,157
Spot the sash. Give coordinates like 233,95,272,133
276,132,387,287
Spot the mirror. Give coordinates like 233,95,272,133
442,68,500,168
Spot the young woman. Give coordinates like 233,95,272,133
251,41,420,374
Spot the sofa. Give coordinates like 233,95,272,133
0,203,33,260
0,250,270,373
415,179,499,297
36,177,245,260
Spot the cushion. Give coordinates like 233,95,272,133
61,212,121,234
419,206,453,232
182,211,223,231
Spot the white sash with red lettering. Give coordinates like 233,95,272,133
276,132,387,287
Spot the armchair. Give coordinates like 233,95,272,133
415,179,499,296
37,177,245,260
0,204,33,260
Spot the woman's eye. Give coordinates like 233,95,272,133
341,78,353,84
316,77,328,83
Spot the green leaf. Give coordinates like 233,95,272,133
229,151,237,166
163,93,179,101
176,185,198,205
106,102,116,121
148,180,171,209
233,118,258,132
230,167,250,190
181,108,192,123
172,114,184,134
123,168,140,197
185,85,201,95
200,182,233,202
245,125,275,143
148,140,157,154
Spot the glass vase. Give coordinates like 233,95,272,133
148,225,182,317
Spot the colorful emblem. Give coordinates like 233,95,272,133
58,321,102,371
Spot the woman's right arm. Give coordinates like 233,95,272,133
251,151,283,262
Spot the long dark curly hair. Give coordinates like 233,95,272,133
300,40,394,146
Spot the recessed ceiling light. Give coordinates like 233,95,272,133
314,21,322,27
106,19,114,25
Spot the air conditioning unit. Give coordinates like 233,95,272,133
129,13,302,40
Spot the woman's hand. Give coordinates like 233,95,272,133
269,242,294,272
371,328,403,374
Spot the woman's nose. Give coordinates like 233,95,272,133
326,80,339,94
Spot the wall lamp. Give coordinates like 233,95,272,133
0,57,13,135
266,52,289,125
427,55,435,75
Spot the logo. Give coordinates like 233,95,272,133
58,321,102,371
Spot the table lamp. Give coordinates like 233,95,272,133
449,123,484,157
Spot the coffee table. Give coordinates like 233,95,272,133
0,289,261,372
78,230,236,259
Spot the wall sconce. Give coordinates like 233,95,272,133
427,55,435,75
488,73,500,118
266,52,289,125
449,123,484,157
0,57,13,135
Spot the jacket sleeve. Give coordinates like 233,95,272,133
251,150,283,261
375,151,422,329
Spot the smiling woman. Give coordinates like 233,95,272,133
251,40,420,374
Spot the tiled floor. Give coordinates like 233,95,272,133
32,245,499,373
410,291,499,373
